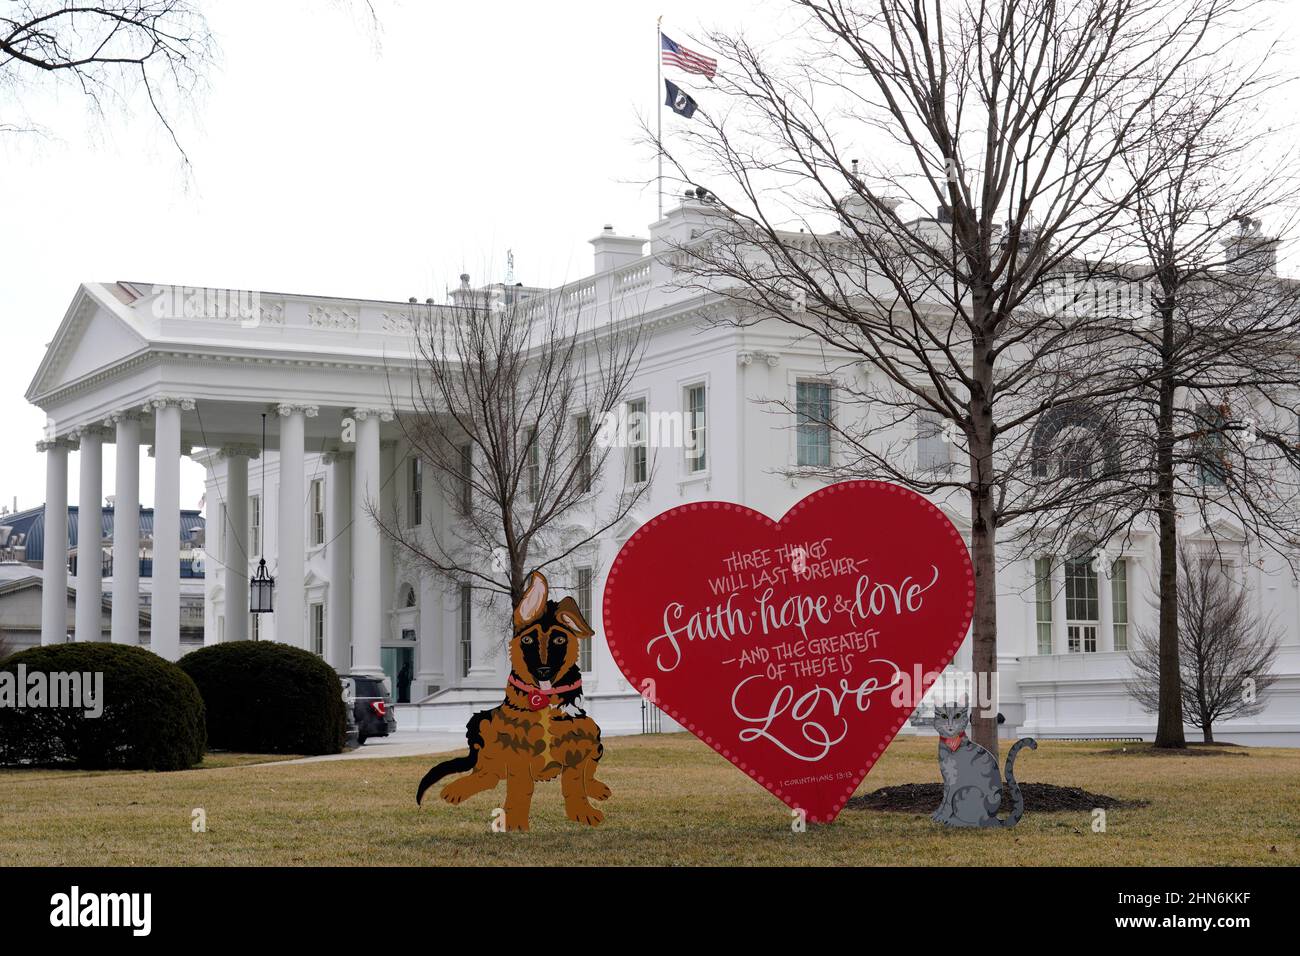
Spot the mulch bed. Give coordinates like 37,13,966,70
845,782,1148,814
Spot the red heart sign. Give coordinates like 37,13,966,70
602,481,973,823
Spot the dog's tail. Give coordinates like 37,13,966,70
997,737,1037,828
416,752,476,806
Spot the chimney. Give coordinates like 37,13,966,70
590,225,646,274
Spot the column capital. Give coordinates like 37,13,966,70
36,436,77,453
347,407,394,423
70,424,112,442
144,396,196,413
277,403,320,418
218,443,262,461
105,409,147,427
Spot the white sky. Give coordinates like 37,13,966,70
0,0,754,515
1,0,1297,517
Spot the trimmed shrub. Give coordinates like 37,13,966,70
0,642,206,771
179,641,346,755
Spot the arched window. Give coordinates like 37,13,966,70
1030,403,1117,480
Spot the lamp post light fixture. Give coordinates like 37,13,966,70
248,412,274,625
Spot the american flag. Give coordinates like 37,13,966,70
661,33,717,80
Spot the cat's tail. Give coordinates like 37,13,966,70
998,737,1038,828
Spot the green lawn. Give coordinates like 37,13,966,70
1,734,1296,866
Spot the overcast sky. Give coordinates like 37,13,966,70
2,0,1296,518
0,0,755,515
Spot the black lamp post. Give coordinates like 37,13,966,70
249,413,274,622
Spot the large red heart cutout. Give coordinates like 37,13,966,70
602,481,973,823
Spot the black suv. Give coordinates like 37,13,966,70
341,674,397,745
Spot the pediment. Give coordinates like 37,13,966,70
25,284,150,404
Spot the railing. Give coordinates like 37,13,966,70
641,697,664,734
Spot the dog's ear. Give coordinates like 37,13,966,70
553,595,595,640
514,571,549,630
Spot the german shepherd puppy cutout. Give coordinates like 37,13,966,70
416,571,609,830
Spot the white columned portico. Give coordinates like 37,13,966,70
74,425,107,641
150,397,193,661
221,445,257,643
276,404,316,649
38,437,72,645
1051,557,1068,655
350,408,390,676
110,412,142,643
1097,554,1115,653
325,450,353,670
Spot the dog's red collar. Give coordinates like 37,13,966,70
508,674,582,711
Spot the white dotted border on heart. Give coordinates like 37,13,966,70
602,481,975,822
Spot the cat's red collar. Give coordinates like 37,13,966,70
940,732,965,752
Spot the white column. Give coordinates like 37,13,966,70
110,413,142,644
1051,557,1068,655
325,451,353,670
416,451,443,694
38,438,72,645
350,408,390,676
74,426,107,642
150,397,191,661
276,404,315,648
221,446,256,643
1098,553,1115,653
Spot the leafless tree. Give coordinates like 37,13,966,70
1015,70,1300,747
375,283,647,615
649,0,1263,752
1129,545,1281,743
1,2,213,160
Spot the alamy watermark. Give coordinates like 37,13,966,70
0,665,103,718
151,284,262,328
594,404,701,453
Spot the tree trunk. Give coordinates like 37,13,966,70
1202,722,1214,744
1154,302,1186,749
967,314,999,756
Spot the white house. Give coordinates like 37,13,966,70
24,196,1300,744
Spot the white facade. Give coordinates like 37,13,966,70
25,199,1300,744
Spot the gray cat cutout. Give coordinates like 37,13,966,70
931,705,1037,828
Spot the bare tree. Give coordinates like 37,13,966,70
375,283,646,613
1129,545,1281,743
1016,70,1300,747
650,0,1260,752
1,2,214,160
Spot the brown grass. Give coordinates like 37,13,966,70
0,734,1295,866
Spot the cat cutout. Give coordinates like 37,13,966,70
931,705,1036,828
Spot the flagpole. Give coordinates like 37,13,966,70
657,15,664,220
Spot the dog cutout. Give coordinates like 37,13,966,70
416,571,609,831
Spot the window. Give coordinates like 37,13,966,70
310,479,325,546
917,406,951,472
1197,405,1229,487
458,444,473,513
576,414,593,493
310,602,324,656
1034,557,1053,655
627,398,648,484
1111,558,1129,651
408,457,423,526
685,383,707,473
526,428,540,501
248,495,261,556
459,584,473,677
1064,556,1099,652
796,381,832,467
577,567,594,672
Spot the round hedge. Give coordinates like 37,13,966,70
0,642,206,771
179,641,346,755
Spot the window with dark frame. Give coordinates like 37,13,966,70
459,583,473,677
796,380,832,467
577,567,594,672
685,383,707,473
